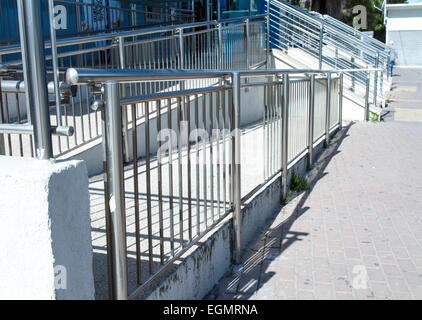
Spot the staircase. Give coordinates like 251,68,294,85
267,0,392,119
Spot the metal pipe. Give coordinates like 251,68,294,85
0,15,268,56
0,124,74,136
245,18,250,69
48,0,62,127
351,57,356,92
318,23,324,70
339,73,344,129
266,0,271,67
145,101,154,274
65,68,379,86
103,81,128,300
218,23,223,69
0,71,5,156
281,73,289,201
232,72,242,264
307,74,315,168
179,29,185,69
1,80,72,95
374,53,379,107
17,0,53,159
365,73,370,121
325,72,332,145
118,36,130,163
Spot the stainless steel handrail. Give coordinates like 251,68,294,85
65,67,381,85
270,0,388,61
0,14,267,56
70,66,373,300
276,0,390,55
0,11,267,158
268,0,388,107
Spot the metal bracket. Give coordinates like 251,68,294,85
91,99,105,112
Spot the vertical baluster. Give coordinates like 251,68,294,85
157,100,164,265
145,101,154,274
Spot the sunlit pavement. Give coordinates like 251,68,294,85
208,120,422,300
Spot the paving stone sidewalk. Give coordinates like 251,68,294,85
207,121,422,300
384,68,422,122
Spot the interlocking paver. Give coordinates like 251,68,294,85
209,117,422,299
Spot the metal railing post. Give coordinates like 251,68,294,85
307,74,315,168
178,29,187,120
339,73,344,130
374,53,379,107
365,73,370,121
266,0,271,68
231,72,242,264
178,28,185,69
17,0,53,159
48,0,62,128
351,57,356,92
245,18,250,69
380,62,385,98
103,81,128,300
318,23,324,70
118,36,130,163
0,61,5,156
206,0,211,21
325,72,332,145
191,0,195,21
218,23,223,69
282,73,289,200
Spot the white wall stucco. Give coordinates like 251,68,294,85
0,157,95,300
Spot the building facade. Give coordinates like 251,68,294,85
385,3,422,67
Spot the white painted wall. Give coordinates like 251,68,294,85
0,157,95,300
386,4,422,67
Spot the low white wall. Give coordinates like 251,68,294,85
0,157,95,299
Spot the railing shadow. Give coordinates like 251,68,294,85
210,122,354,299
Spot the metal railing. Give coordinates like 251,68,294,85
267,0,388,107
0,11,266,158
63,66,382,300
0,0,194,47
1,0,387,160
320,14,391,56
0,0,382,300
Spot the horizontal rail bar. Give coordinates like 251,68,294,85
0,124,74,136
1,80,72,95
270,1,383,57
0,14,267,56
120,86,230,105
66,68,380,85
